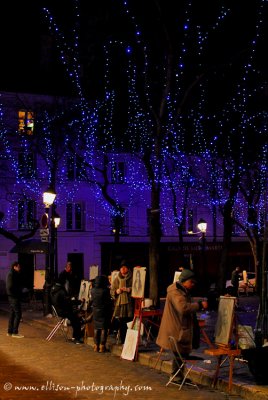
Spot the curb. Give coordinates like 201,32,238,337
85,336,268,400
2,308,268,400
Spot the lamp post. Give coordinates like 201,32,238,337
43,187,56,316
52,209,61,280
197,218,207,292
255,216,268,346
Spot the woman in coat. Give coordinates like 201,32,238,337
110,263,133,343
91,275,113,352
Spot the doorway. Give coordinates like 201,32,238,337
67,253,84,282
18,253,34,289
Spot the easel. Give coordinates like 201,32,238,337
204,296,241,392
198,318,215,348
131,298,163,360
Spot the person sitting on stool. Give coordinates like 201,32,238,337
50,279,84,344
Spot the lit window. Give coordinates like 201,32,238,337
66,203,83,230
18,200,36,230
18,111,34,135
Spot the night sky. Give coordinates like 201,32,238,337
0,0,266,102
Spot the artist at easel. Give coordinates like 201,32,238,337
156,270,208,381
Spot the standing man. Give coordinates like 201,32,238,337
156,269,207,381
58,261,79,297
231,266,240,297
6,261,24,338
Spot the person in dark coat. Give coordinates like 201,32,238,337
50,281,83,344
58,261,80,297
231,266,240,296
6,261,24,338
91,275,113,352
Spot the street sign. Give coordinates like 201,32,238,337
41,213,49,228
40,228,49,237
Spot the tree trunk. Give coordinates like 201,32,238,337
149,183,161,304
218,200,234,294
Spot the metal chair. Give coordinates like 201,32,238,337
166,336,199,391
46,305,69,341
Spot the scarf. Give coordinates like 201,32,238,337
118,271,131,305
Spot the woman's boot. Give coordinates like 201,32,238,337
93,344,99,352
94,329,100,352
99,344,106,353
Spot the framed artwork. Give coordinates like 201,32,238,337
89,264,99,280
33,270,46,290
121,329,139,361
215,296,236,345
173,271,181,283
78,280,90,311
131,267,146,299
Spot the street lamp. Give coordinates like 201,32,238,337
42,187,57,316
197,218,207,293
52,209,61,280
197,218,207,235
43,187,56,208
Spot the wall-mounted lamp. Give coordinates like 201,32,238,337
53,210,61,228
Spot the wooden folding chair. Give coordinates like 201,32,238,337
46,305,69,342
166,336,199,391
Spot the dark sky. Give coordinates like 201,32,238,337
0,1,266,100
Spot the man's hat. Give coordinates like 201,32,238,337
178,269,196,283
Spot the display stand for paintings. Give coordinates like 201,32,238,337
204,296,241,392
198,318,215,348
130,298,162,361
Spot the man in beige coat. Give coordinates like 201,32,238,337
156,269,208,381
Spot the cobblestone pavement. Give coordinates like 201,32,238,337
0,308,240,400
1,295,268,400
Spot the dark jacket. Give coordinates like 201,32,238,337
6,269,22,299
50,283,74,318
58,270,79,297
91,275,113,330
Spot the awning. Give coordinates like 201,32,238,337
10,239,49,254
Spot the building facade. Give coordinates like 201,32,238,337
0,91,254,296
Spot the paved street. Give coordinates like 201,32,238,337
0,309,242,400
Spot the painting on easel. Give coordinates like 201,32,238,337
131,267,146,298
215,296,236,346
78,280,90,311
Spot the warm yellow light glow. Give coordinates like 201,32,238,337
197,218,207,233
43,188,56,207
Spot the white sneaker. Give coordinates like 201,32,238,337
12,334,24,338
